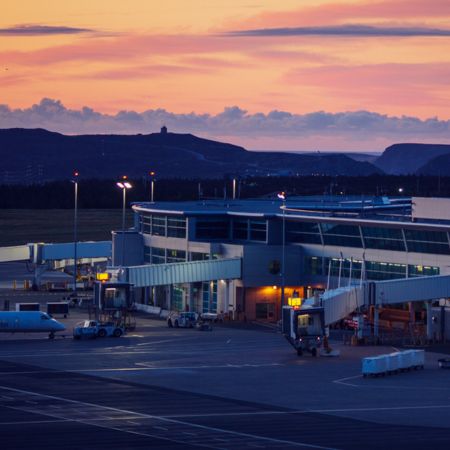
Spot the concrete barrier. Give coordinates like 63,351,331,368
362,356,387,376
363,349,425,377
399,350,415,371
411,349,425,369
386,352,401,373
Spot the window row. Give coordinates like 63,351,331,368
287,221,450,254
305,256,440,280
144,247,216,265
196,218,267,242
140,214,186,238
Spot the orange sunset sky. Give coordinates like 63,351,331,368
1,0,450,151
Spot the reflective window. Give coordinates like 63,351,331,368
190,252,210,261
249,220,267,242
196,219,229,240
364,237,405,251
167,249,186,263
152,215,166,236
404,229,450,255
362,227,403,239
322,257,407,281
408,264,440,277
151,247,165,264
167,217,186,238
232,219,248,240
320,223,362,248
321,224,360,236
141,215,151,234
305,256,323,275
286,221,321,244
202,281,217,313
144,245,151,264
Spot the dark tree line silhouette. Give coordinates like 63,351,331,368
0,175,449,209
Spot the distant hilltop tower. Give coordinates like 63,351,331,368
160,125,168,134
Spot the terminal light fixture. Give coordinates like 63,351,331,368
149,171,156,203
117,175,132,189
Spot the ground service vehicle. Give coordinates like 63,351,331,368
167,312,199,328
73,320,124,339
282,305,325,356
0,311,65,339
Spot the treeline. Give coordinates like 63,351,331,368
0,175,449,209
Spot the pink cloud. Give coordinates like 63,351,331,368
0,33,269,67
76,63,212,80
284,62,450,111
246,48,341,64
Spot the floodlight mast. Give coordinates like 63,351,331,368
116,176,132,266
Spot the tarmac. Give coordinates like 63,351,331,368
0,290,449,449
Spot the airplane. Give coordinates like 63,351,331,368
0,311,66,339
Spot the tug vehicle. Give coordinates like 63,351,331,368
73,320,124,339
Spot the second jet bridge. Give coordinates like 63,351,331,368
122,257,242,287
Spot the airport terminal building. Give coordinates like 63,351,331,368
113,196,450,322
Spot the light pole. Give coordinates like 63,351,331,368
278,192,286,320
149,171,156,203
72,170,79,294
116,176,132,266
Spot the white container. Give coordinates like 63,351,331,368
362,356,387,376
386,352,401,372
411,349,425,368
399,350,415,370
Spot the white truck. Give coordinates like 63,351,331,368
73,320,125,339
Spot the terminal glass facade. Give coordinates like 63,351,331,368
140,214,186,239
286,219,450,255
305,256,439,281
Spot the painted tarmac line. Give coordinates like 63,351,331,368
312,404,450,413
136,337,199,346
332,374,450,391
332,375,362,387
0,350,163,358
135,362,283,370
165,403,450,419
0,419,71,425
0,385,338,450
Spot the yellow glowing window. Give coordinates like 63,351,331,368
288,297,302,307
96,273,110,281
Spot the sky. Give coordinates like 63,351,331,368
1,0,450,151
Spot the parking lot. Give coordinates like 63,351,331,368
0,297,450,450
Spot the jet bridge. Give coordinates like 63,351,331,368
301,274,450,343
368,274,450,306
122,257,242,287
0,241,112,289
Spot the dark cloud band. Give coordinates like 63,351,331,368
1,99,449,139
0,24,93,36
229,24,450,37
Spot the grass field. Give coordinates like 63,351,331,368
0,210,134,246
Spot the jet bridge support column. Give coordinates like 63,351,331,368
33,264,48,290
374,306,380,339
426,301,433,342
